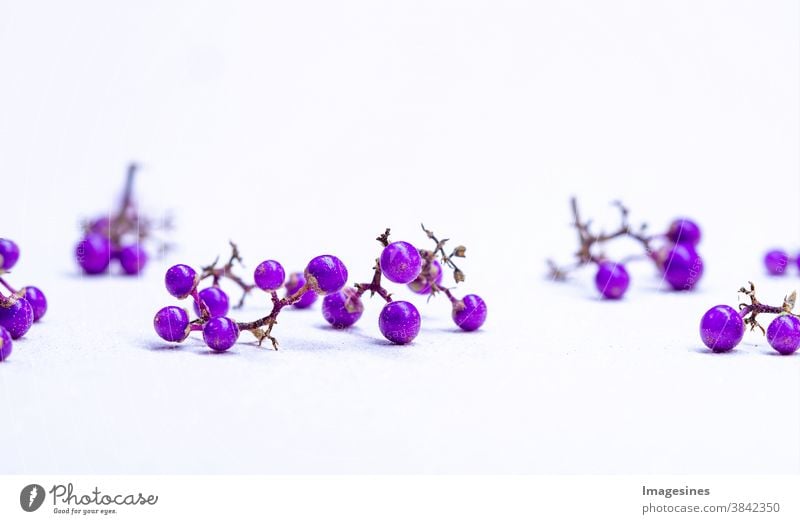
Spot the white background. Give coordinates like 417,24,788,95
0,1,798,474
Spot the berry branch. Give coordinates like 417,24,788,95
737,281,798,334
199,241,256,308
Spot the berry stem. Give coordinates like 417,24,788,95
737,281,799,334
354,232,394,302
235,282,313,349
421,223,465,283
199,241,256,308
0,277,17,295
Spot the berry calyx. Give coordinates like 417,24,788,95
766,315,800,355
378,301,421,344
452,294,487,331
380,241,422,284
76,233,112,275
254,260,285,291
202,317,239,352
153,306,190,342
699,305,744,352
0,239,20,270
322,288,364,329
304,255,348,295
193,287,230,318
165,264,198,299
594,261,630,299
0,326,12,361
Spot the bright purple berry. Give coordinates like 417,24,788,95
322,288,364,329
153,306,189,342
766,315,800,355
380,241,422,284
452,294,487,331
119,244,148,275
0,238,20,270
304,255,348,295
378,301,421,344
254,260,285,291
202,316,239,352
699,305,744,352
286,272,317,309
0,298,34,339
165,264,197,299
75,233,111,274
666,218,701,246
663,244,703,291
193,287,230,318
0,326,12,361
594,261,630,299
763,249,790,276
22,286,47,322
408,260,443,294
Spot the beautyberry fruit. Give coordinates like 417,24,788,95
254,260,285,291
153,306,190,342
763,249,789,276
304,255,348,295
663,244,703,291
75,233,112,275
380,241,422,284
408,260,443,294
378,301,421,344
322,288,364,329
22,286,47,322
766,315,800,355
0,298,34,339
193,287,230,318
666,218,701,246
699,305,744,352
0,326,12,361
452,294,487,331
165,264,198,299
202,316,239,352
0,238,20,270
119,244,148,275
594,261,630,299
286,272,317,309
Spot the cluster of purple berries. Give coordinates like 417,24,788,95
549,198,704,299
763,249,800,276
700,282,800,355
0,239,48,362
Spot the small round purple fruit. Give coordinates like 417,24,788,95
22,286,47,321
0,298,34,339
322,288,364,329
75,233,112,275
699,305,744,352
666,218,701,246
153,306,190,342
380,241,422,284
408,260,443,294
594,261,630,299
766,315,800,355
119,244,148,275
663,244,703,291
452,294,487,331
0,326,11,361
0,239,20,270
378,301,421,344
286,272,317,309
202,316,239,352
254,260,285,291
304,255,348,295
193,287,230,318
763,249,790,276
165,264,198,299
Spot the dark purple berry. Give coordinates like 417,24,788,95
254,260,285,291
193,287,230,318
0,298,34,339
322,288,364,329
452,294,487,331
119,244,148,275
304,255,348,295
22,286,47,322
408,260,443,294
202,316,239,352
378,301,421,344
0,326,12,361
75,233,111,275
766,315,800,355
666,218,701,246
0,238,20,270
380,241,422,284
763,249,790,276
286,272,317,309
594,261,630,299
153,306,190,342
699,305,744,352
663,244,703,291
165,264,198,299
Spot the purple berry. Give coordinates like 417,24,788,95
75,233,111,275
699,305,744,352
666,218,701,246
153,306,190,342
763,249,790,276
89,216,111,235
408,260,443,294
286,272,317,309
663,244,703,291
378,301,421,344
193,287,230,318
322,288,364,329
380,241,422,284
165,264,198,299
594,261,630,299
0,238,20,270
22,286,47,322
0,298,34,339
202,316,239,352
0,326,11,361
452,294,487,331
119,244,148,275
304,255,348,295
254,260,285,291
766,315,800,355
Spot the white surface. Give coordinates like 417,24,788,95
0,1,798,473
